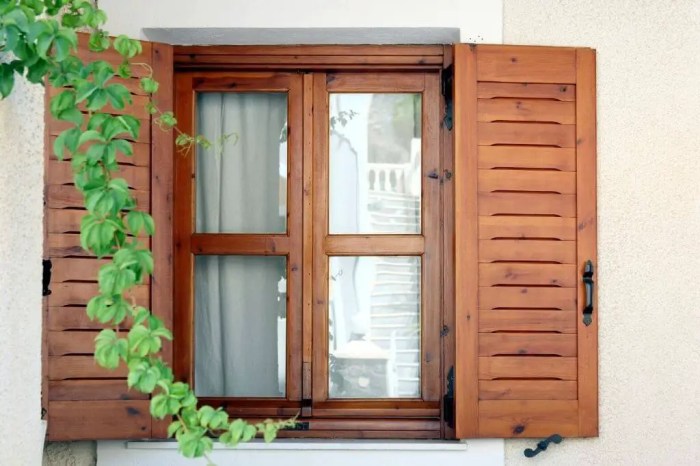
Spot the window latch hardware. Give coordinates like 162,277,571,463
285,421,310,431
42,259,52,297
582,260,594,326
524,434,563,458
443,366,455,429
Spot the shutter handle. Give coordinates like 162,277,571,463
582,260,594,326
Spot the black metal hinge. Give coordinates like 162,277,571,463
524,434,563,458
42,259,52,297
443,366,455,429
441,64,454,131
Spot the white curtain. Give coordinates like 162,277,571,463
194,92,287,398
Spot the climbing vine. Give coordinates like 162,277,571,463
0,1,293,462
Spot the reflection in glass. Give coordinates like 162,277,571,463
194,255,287,397
196,92,288,233
329,93,422,234
328,256,421,398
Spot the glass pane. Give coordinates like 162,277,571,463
328,256,421,398
196,92,288,233
329,93,422,235
194,255,287,397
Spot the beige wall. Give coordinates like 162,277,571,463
503,0,700,464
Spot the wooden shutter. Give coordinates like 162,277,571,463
42,34,174,440
453,44,597,438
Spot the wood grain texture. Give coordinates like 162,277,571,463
453,43,479,438
47,400,151,440
576,48,599,436
479,239,576,264
478,357,577,380
478,400,579,437
478,98,575,124
476,45,577,84
478,146,576,171
479,310,577,334
478,122,576,148
478,169,576,194
478,263,577,287
478,333,577,357
479,380,577,400
477,82,575,101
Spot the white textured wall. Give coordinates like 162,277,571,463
503,1,700,464
0,75,45,464
99,0,502,43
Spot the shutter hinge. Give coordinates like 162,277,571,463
524,434,563,458
441,64,454,131
42,259,52,297
443,366,455,429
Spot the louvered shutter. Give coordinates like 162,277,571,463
453,44,597,438
43,34,174,440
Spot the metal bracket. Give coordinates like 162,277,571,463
582,260,594,326
524,434,563,458
443,366,455,429
441,64,454,130
42,259,52,297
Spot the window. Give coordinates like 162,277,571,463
44,41,598,441
173,66,444,435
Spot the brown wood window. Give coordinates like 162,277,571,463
43,42,597,442
173,50,447,437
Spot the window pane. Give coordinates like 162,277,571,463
329,93,422,235
194,255,287,397
196,92,288,233
328,256,421,398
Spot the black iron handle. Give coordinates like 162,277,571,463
582,260,594,326
524,434,563,458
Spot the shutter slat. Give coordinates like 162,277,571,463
49,356,128,379
479,239,576,263
478,263,577,287
479,380,577,400
478,333,577,357
49,380,148,401
478,146,576,171
477,82,575,101
47,401,151,440
479,357,577,380
455,44,597,438
478,99,575,124
47,160,150,190
49,137,152,166
478,170,576,194
478,192,576,217
479,310,577,334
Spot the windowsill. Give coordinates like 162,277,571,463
126,439,468,451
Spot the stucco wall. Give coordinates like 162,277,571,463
0,72,45,465
502,0,700,464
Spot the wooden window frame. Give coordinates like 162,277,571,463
172,46,453,439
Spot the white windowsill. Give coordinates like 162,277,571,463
126,439,468,451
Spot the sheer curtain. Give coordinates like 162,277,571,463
194,92,287,397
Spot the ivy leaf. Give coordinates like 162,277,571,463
125,210,155,236
98,262,137,295
112,139,134,157
105,83,132,110
128,324,162,357
117,115,141,139
86,88,108,111
127,360,161,393
0,63,16,99
85,29,108,51
167,421,183,438
94,329,127,369
54,127,83,160
139,77,159,94
113,35,142,59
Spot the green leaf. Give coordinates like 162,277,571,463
26,59,49,84
112,139,133,157
105,83,132,110
36,32,54,59
78,130,105,146
127,360,161,393
167,421,183,438
3,25,22,52
86,88,108,111
0,63,16,99
128,324,162,357
94,329,127,369
98,262,136,295
139,77,159,94
116,115,140,139
53,35,73,62
126,211,155,236
88,30,110,52
113,35,142,59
